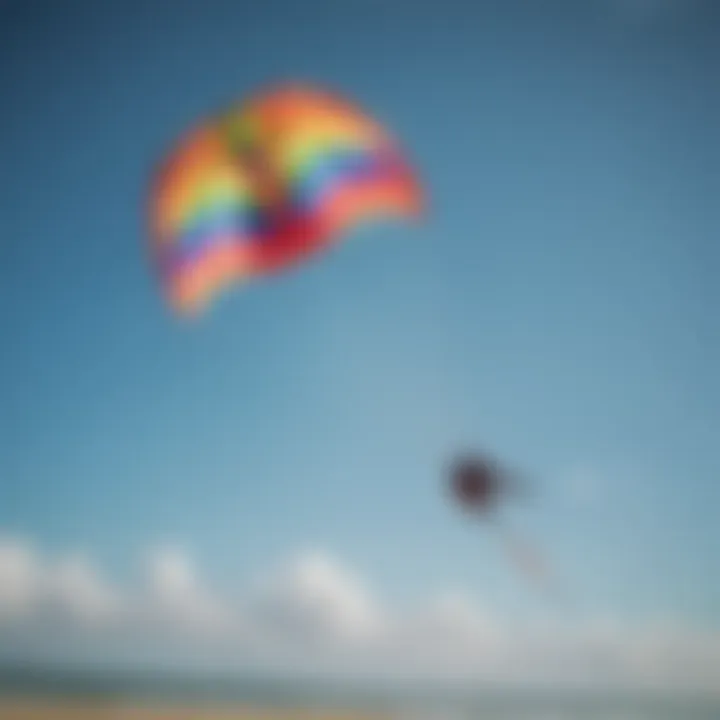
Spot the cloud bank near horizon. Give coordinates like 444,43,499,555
0,535,718,697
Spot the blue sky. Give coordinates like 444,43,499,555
0,0,718,680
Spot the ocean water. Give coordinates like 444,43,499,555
388,696,720,720
0,667,718,719
389,700,720,720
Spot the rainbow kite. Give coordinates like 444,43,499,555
148,83,424,316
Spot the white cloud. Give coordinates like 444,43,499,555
0,534,718,698
141,546,234,636
251,550,383,646
48,554,123,625
146,546,198,601
0,537,40,618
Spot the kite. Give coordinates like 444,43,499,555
148,83,424,315
447,452,558,594
450,454,510,514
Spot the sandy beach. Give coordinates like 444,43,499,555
0,700,392,720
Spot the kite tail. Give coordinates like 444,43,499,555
491,522,562,597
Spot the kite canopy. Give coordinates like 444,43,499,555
149,83,424,315
449,454,505,513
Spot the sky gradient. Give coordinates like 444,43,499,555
0,0,718,691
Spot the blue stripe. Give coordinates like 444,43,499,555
158,207,269,278
291,150,402,211
173,205,269,253
159,232,244,278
